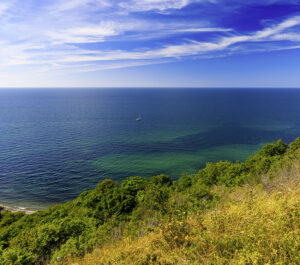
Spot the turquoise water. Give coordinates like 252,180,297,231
1,88,300,210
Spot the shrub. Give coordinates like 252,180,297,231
0,138,299,264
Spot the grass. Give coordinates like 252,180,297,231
68,163,300,265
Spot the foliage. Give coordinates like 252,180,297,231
159,210,191,249
0,138,299,264
74,163,300,265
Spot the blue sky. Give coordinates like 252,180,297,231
1,0,300,87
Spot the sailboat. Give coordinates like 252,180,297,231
136,114,142,121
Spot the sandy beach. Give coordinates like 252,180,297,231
0,204,35,214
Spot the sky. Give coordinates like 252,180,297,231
0,0,300,88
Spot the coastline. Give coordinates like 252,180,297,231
0,204,36,214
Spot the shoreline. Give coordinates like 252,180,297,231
0,204,36,214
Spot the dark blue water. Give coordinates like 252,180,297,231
1,88,300,210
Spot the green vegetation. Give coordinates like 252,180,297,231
0,138,299,265
77,167,299,265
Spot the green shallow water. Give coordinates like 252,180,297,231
92,143,265,178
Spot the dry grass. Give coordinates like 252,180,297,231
67,164,300,265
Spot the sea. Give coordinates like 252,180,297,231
1,88,300,210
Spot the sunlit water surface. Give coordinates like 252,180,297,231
1,88,300,210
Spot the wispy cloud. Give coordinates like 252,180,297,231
48,16,300,64
47,22,122,44
0,1,12,15
271,32,300,41
119,0,201,12
0,0,300,84
50,0,112,12
174,28,232,33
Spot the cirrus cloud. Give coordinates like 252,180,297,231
0,0,300,87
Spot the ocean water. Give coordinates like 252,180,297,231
1,88,300,210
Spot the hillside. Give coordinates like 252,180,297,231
75,165,299,265
0,138,300,265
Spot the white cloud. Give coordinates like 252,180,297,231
174,27,232,33
66,60,172,73
271,33,300,41
2,15,300,73
0,1,14,15
0,0,300,79
119,0,200,12
0,3,9,14
50,0,111,12
47,22,121,44
52,16,300,64
253,16,300,39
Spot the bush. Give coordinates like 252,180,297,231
0,138,299,264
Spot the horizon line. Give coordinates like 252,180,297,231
0,87,300,89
